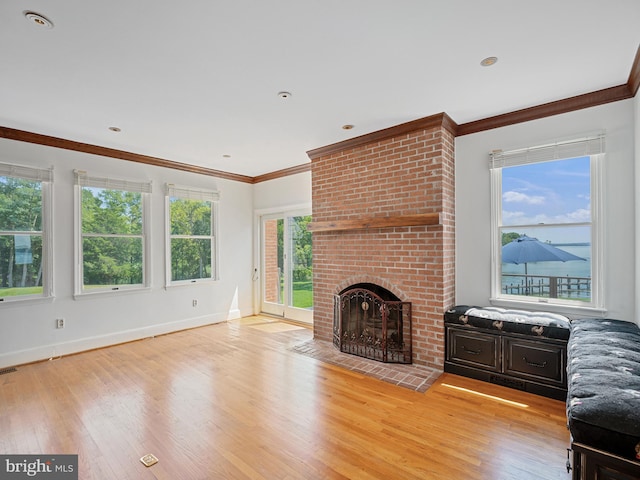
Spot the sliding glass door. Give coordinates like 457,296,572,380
261,211,312,324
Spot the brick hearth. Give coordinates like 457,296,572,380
307,113,456,369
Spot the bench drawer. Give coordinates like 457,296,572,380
447,327,500,371
504,337,566,385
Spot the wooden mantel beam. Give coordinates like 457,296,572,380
307,213,440,232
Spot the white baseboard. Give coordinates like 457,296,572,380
0,312,235,370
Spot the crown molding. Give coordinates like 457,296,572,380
457,44,640,137
306,112,457,160
0,126,254,184
252,163,311,184
456,84,633,137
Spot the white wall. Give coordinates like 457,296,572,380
0,138,255,368
253,171,312,211
455,100,636,321
635,92,640,325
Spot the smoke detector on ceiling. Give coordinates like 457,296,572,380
24,11,54,29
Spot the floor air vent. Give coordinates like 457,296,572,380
489,374,526,391
0,367,17,376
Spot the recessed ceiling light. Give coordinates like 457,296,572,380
108,126,121,132
480,56,498,67
342,124,354,130
24,11,54,29
277,91,292,99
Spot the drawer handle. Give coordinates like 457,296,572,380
462,346,481,355
523,357,547,368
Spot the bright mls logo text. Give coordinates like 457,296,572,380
1,455,77,479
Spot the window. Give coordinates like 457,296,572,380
0,163,53,302
165,184,219,285
490,134,604,309
75,170,151,295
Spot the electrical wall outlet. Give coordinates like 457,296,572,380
192,299,198,307
56,318,65,329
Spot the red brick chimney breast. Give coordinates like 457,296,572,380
307,113,456,368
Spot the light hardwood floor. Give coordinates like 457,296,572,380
0,317,571,479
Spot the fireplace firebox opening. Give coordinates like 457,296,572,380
333,283,412,364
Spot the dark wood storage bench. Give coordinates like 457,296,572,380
571,443,640,480
444,305,571,400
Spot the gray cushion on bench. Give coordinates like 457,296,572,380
444,305,571,340
567,318,640,460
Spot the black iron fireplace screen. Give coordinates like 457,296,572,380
333,286,411,364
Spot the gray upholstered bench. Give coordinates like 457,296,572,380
567,317,640,479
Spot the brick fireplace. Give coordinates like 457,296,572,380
307,113,456,369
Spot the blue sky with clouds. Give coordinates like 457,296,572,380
501,156,591,244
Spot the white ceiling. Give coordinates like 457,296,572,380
1,1,639,177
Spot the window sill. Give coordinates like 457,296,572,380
489,297,607,319
74,286,151,300
0,295,54,308
164,279,219,289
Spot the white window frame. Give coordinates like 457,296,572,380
0,162,53,304
489,133,605,314
165,184,220,287
74,170,152,297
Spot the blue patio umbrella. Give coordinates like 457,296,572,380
502,235,586,275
